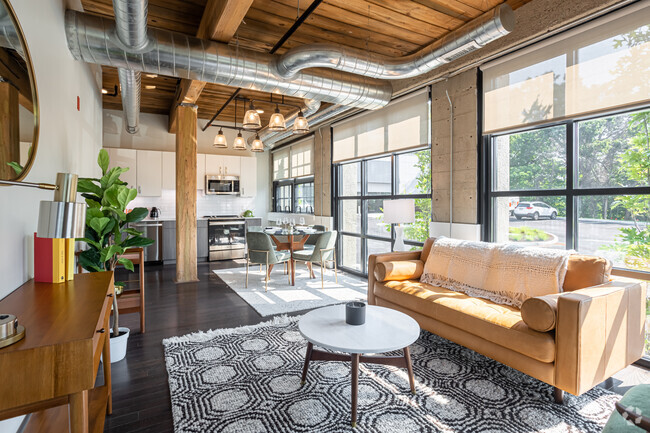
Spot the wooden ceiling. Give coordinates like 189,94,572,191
82,0,531,124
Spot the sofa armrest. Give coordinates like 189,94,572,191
555,280,646,396
368,251,422,305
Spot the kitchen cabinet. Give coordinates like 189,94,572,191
136,150,162,196
197,153,206,190
240,157,257,197
205,154,240,176
106,148,137,188
162,151,175,190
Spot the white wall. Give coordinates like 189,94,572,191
0,0,103,428
103,109,258,156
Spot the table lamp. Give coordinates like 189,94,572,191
0,172,85,348
383,199,415,251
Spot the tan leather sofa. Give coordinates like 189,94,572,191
368,238,647,402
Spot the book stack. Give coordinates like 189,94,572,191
34,234,76,283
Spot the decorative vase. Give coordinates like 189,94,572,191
345,302,366,325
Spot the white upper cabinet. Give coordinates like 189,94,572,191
106,148,137,188
197,153,206,190
205,154,241,176
162,151,175,190
136,150,162,196
240,157,257,197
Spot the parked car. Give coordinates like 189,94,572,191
514,201,558,220
508,197,520,216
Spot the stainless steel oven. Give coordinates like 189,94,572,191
208,218,246,261
205,175,240,195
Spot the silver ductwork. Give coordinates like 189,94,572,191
112,0,148,134
275,4,515,80
64,10,393,110
250,99,321,146
263,104,352,148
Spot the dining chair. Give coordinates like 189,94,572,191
246,231,291,291
303,224,326,250
291,230,338,289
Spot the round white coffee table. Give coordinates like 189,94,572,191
298,304,420,427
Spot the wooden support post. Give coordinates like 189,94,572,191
0,81,20,179
175,103,199,283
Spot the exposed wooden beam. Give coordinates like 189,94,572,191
168,0,254,133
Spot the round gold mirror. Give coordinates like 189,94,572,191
0,0,38,182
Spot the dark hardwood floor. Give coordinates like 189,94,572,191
102,261,650,432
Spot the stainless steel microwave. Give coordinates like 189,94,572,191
205,175,240,195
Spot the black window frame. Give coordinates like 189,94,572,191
481,105,650,278
333,147,433,277
272,176,315,214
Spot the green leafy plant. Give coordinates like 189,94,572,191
76,149,153,336
509,226,551,242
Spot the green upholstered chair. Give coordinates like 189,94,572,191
303,224,326,250
292,230,338,289
603,384,650,432
246,232,290,291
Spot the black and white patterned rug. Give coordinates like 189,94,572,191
162,316,619,433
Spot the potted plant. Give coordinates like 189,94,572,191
76,149,153,362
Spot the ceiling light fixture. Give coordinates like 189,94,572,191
145,73,158,78
251,134,264,152
101,88,108,94
144,85,156,90
293,110,309,134
233,131,247,150
268,105,286,131
214,128,227,148
242,100,261,130
256,109,264,114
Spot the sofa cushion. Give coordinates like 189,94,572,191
374,280,556,363
521,293,561,332
374,260,424,282
563,254,612,292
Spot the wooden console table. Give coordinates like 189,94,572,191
0,272,114,433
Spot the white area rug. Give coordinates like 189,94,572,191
212,266,367,316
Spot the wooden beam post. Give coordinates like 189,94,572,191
175,103,199,283
0,82,20,180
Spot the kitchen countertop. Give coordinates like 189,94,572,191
140,216,261,222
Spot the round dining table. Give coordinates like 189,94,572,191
263,228,323,286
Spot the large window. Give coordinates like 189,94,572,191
335,148,431,275
273,177,314,214
484,108,650,359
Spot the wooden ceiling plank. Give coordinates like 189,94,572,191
363,0,467,29
169,0,254,133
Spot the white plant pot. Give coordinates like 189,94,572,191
109,327,130,363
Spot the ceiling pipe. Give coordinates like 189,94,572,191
64,10,392,111
111,0,149,134
274,4,515,80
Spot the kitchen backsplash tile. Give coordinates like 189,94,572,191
129,189,256,219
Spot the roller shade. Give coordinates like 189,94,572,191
290,136,314,177
332,89,429,163
272,136,315,180
481,2,650,134
272,148,290,181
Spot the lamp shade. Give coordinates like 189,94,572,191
37,201,86,238
383,199,415,225
293,111,309,134
243,109,262,130
268,108,286,131
233,132,247,150
251,135,264,152
214,129,227,148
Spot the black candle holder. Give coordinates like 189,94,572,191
345,302,366,326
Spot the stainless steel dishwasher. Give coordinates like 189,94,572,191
131,221,163,263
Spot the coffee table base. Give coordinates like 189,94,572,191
300,342,416,427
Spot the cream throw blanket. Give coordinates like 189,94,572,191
420,238,571,307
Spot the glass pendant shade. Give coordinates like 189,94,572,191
243,101,261,130
251,135,264,152
268,106,286,131
293,111,309,134
214,129,227,148
233,131,247,150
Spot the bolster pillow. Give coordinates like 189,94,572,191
374,260,424,282
521,293,562,332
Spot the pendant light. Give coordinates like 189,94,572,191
268,94,286,131
214,128,227,148
233,99,247,150
251,134,264,152
293,110,309,134
243,99,261,130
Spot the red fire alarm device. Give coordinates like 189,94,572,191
77,96,80,111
